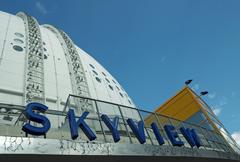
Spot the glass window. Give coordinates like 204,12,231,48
116,86,120,91
105,78,110,83
109,85,113,91
13,45,23,52
89,64,95,69
128,99,132,105
15,32,24,38
201,121,213,130
119,92,123,98
112,79,116,84
95,77,101,83
92,70,98,75
185,111,206,125
14,38,24,44
102,72,106,76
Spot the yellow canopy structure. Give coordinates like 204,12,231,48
145,86,239,153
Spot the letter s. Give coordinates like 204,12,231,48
22,102,51,136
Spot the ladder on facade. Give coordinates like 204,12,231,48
14,12,46,127
43,25,92,115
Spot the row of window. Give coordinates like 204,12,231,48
12,32,25,52
90,64,121,90
90,64,132,105
42,41,48,59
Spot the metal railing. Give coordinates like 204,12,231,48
0,94,239,155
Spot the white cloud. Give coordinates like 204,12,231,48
212,108,222,116
210,96,227,116
36,1,47,14
208,92,216,99
232,131,240,145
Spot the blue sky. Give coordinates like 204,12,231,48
1,0,240,139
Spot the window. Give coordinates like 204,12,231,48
43,48,47,51
102,72,106,76
112,79,116,84
89,64,95,69
14,38,24,44
44,54,48,59
15,32,24,38
116,86,120,91
13,45,23,52
119,92,123,97
92,70,98,75
105,78,110,83
109,85,113,91
95,77,101,83
43,42,46,45
128,99,132,105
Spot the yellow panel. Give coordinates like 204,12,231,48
157,87,201,120
145,86,201,125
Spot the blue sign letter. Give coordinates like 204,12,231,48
180,127,202,148
22,102,51,136
101,114,120,142
67,109,96,141
164,125,184,146
127,119,146,144
151,122,164,145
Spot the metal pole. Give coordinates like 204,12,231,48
136,109,154,145
154,113,171,145
94,100,107,142
118,105,133,143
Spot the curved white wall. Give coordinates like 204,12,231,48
0,11,135,113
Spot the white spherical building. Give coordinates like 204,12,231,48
0,10,140,142
0,10,134,111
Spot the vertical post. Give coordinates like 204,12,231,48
61,95,71,140
154,113,171,145
63,95,70,114
137,109,154,145
94,100,107,142
118,105,132,143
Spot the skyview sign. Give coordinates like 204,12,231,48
22,102,202,148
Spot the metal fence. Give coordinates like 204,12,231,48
0,94,239,155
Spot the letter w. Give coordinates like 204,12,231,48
180,127,202,148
